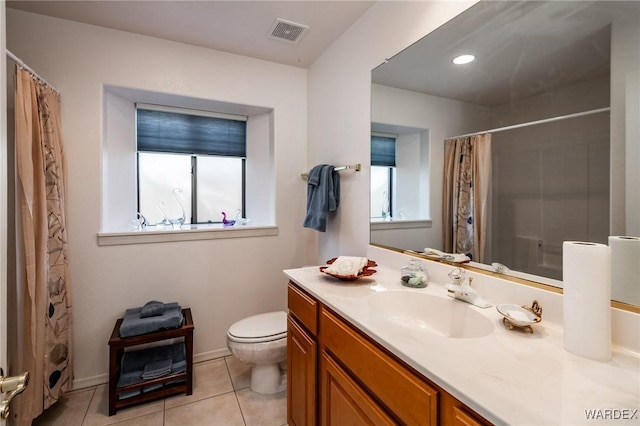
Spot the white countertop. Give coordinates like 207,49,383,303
284,265,640,426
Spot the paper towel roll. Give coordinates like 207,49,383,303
609,236,640,306
562,241,611,361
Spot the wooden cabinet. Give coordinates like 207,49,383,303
287,284,319,426
319,351,395,426
287,281,492,426
320,306,438,425
288,315,317,426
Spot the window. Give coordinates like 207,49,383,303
101,86,277,243
136,105,246,225
370,134,396,220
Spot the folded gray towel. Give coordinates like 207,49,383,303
142,359,173,380
118,389,141,400
119,303,183,338
117,343,187,399
166,378,187,386
117,370,144,400
171,359,187,375
140,300,165,318
117,370,143,388
143,383,163,393
121,343,186,375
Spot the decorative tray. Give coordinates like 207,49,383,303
496,300,542,333
319,257,377,281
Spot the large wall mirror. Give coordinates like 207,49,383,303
370,1,640,308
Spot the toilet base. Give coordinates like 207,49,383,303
250,363,286,394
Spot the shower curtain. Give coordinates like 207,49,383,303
15,67,73,425
443,134,491,263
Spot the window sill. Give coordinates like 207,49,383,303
97,224,278,246
370,219,432,231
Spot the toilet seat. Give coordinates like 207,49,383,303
228,311,287,343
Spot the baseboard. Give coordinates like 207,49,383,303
73,374,108,390
71,348,233,391
194,347,231,364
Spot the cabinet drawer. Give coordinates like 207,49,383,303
288,282,319,336
320,307,438,426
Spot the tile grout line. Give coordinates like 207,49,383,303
233,390,247,425
223,356,248,425
81,385,98,426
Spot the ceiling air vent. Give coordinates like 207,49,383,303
267,18,309,44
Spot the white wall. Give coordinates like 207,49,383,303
7,8,308,387
306,1,478,264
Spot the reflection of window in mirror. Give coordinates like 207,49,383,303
370,125,430,222
371,134,396,220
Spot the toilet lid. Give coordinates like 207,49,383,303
228,311,287,343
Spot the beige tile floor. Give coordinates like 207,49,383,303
32,356,287,426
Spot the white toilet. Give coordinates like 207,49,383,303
227,311,287,394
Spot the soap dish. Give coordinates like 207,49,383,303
496,300,542,333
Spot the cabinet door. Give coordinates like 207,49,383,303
288,315,317,426
320,351,396,426
451,407,485,426
320,307,438,425
441,391,489,426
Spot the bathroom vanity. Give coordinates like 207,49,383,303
287,282,485,425
284,264,640,425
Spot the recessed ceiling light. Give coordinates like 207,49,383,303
452,54,475,65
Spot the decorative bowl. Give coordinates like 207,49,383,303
319,257,377,281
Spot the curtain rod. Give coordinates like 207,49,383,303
447,107,610,140
6,49,59,93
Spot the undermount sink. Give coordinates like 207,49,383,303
367,291,495,339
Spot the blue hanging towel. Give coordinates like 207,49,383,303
303,164,340,232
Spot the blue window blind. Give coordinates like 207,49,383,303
371,135,396,167
137,108,246,157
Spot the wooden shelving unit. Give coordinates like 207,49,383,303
107,308,194,416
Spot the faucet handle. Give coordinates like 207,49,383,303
468,277,473,287
448,267,466,284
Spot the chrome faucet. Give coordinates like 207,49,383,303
445,268,491,309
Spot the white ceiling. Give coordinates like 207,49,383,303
6,0,375,68
11,1,637,106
